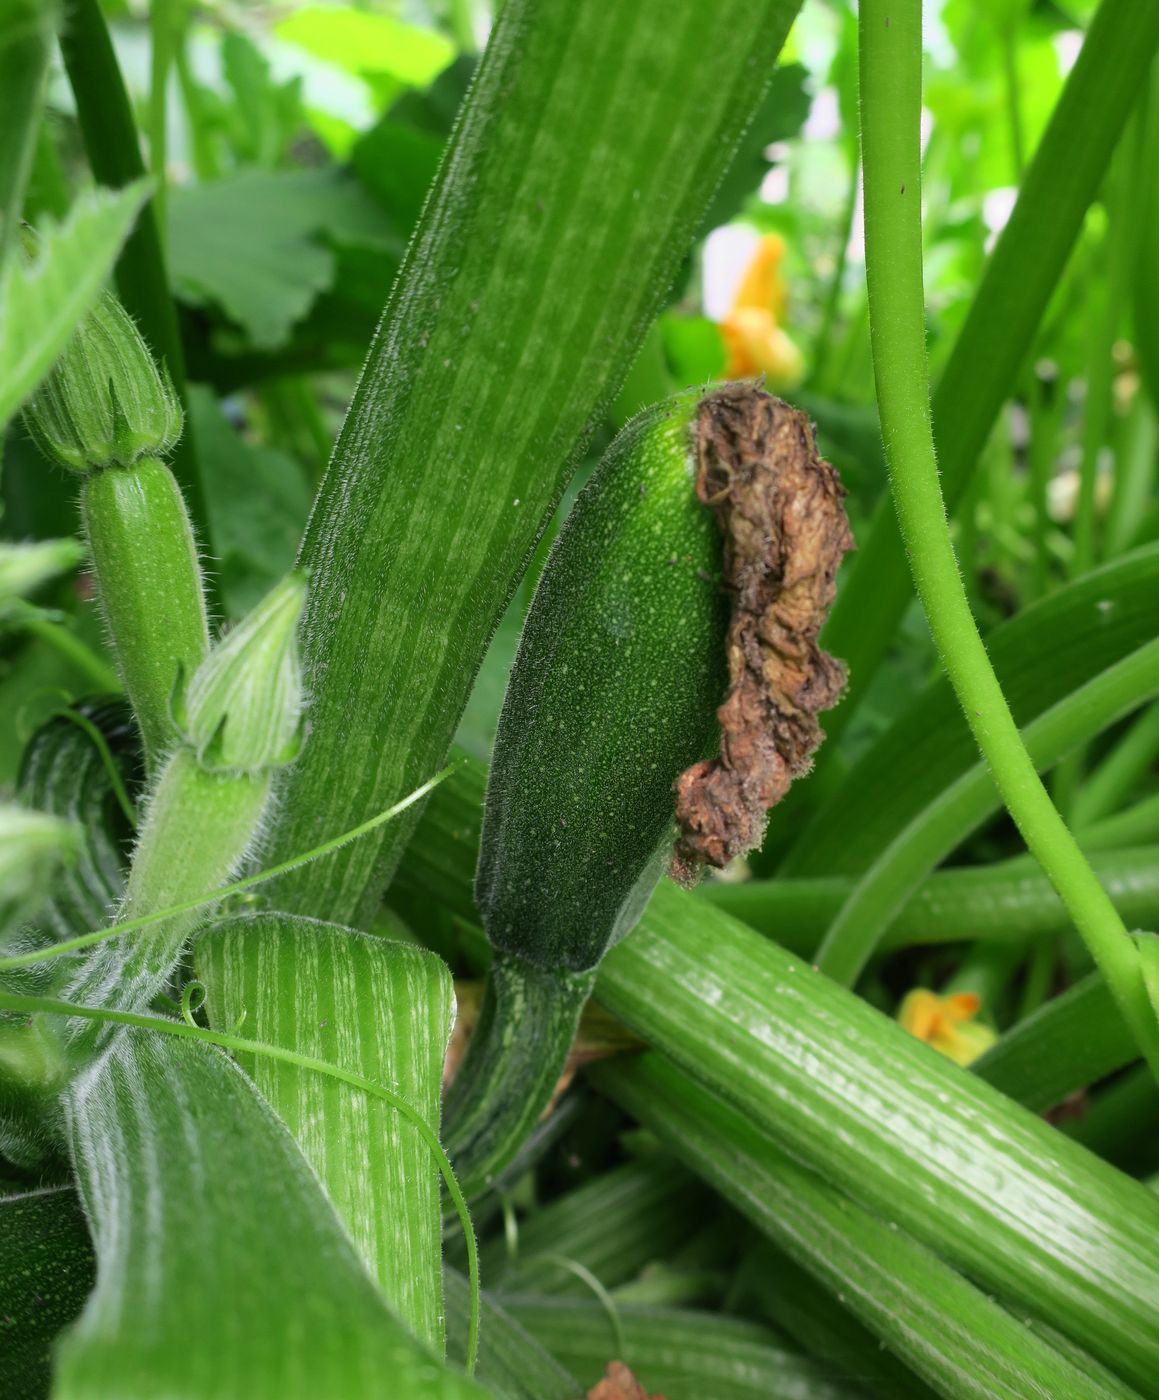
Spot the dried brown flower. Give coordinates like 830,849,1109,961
673,385,853,874
586,1361,664,1400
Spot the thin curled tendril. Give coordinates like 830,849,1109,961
0,990,481,1377
180,979,207,1027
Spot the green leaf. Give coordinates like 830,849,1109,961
188,386,311,619
594,886,1159,1396
56,1030,488,1398
814,638,1159,983
197,915,454,1352
480,1156,705,1300
591,1052,1139,1400
503,1298,859,1400
260,0,807,926
167,170,399,349
0,1187,93,1400
820,0,1159,747
973,973,1132,1111
0,181,149,434
444,1272,580,1400
0,0,56,270
274,7,453,91
703,845,1159,957
786,543,1159,878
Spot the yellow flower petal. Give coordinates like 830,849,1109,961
898,987,998,1067
721,307,803,385
730,233,788,320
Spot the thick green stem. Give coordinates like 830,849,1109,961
443,951,595,1198
82,457,209,772
856,0,1159,1077
59,0,212,565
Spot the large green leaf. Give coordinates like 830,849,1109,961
55,1030,488,1398
503,1298,860,1400
594,887,1159,1396
197,916,453,1352
259,0,805,925
0,182,149,433
786,544,1159,878
167,170,399,350
592,1053,1139,1400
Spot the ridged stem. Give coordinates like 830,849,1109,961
443,950,595,1198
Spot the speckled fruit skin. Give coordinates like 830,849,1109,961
476,391,729,974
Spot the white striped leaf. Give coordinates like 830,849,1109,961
198,914,453,1352
57,1030,487,1398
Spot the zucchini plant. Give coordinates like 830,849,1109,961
3,0,1159,1397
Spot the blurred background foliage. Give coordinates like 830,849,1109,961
3,0,1154,889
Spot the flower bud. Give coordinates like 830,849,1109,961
22,291,183,472
0,805,78,937
0,538,84,611
179,573,307,774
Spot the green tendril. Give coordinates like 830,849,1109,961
0,764,458,973
534,1254,624,1360
48,704,139,826
0,988,481,1378
180,979,206,1027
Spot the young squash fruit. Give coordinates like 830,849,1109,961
445,384,852,1193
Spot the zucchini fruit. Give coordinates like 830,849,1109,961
445,385,851,1193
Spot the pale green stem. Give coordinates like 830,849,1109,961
1073,699,1159,830
16,612,122,693
853,0,1159,1078
148,0,181,235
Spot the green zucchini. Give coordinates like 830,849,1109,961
445,384,850,1193
22,288,209,773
